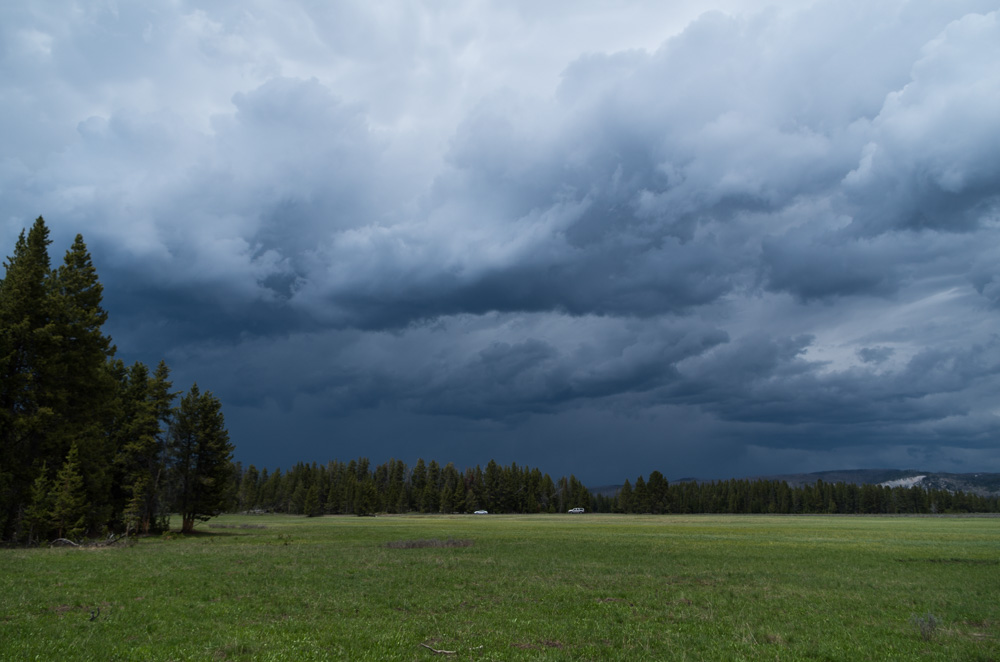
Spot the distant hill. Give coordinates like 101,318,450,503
755,469,1000,498
591,470,1000,498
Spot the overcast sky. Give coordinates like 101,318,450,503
3,0,1000,483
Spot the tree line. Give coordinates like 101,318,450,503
1,217,234,543
231,461,999,517
231,458,593,516
588,472,1000,515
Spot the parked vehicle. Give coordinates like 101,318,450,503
474,510,488,515
568,507,585,513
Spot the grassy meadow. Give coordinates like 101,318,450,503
2,514,998,660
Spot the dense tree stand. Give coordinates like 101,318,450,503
0,217,235,543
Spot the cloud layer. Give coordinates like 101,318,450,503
3,0,999,481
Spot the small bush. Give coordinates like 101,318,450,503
911,612,940,641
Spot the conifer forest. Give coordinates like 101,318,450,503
0,217,232,542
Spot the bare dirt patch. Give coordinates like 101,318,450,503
384,538,473,549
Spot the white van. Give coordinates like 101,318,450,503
568,507,585,514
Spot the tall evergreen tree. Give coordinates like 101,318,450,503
616,479,634,513
48,234,117,531
646,471,669,513
540,473,557,513
167,384,235,533
410,459,427,512
113,360,175,533
303,484,320,517
237,464,260,512
0,218,55,539
484,460,504,512
147,361,175,530
632,476,650,513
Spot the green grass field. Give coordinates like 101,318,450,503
2,514,998,660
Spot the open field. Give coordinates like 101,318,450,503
2,514,998,661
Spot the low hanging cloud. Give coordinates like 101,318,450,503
2,0,999,479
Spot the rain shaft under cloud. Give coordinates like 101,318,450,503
2,0,999,482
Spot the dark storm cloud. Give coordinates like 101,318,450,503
857,346,894,365
169,313,730,420
761,229,901,301
283,1,999,324
3,0,1000,481
670,335,1000,430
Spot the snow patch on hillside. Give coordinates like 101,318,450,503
879,475,926,489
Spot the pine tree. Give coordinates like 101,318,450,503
50,444,88,540
633,476,650,513
464,487,478,513
238,465,260,512
147,361,175,531
386,459,406,513
422,461,440,513
290,480,307,514
112,360,175,533
168,384,235,533
616,479,633,513
484,460,503,512
303,485,320,517
0,218,55,539
449,481,465,514
23,464,54,544
410,459,427,512
646,471,668,513
324,469,343,514
355,477,377,516
121,476,146,534
540,473,556,513
47,234,117,531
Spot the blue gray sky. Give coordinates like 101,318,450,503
3,0,1000,483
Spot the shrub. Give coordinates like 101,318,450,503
911,612,939,641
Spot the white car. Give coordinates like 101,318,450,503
473,510,488,515
568,507,585,514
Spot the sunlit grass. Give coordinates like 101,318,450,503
2,514,998,660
